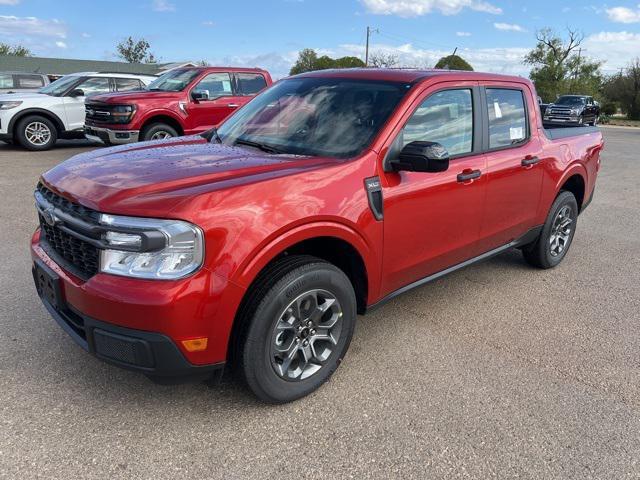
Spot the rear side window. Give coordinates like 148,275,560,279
236,73,267,95
0,74,13,88
115,78,142,91
402,88,474,156
15,74,45,88
486,88,527,149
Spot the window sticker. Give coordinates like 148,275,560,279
493,101,502,118
222,81,231,91
509,127,524,140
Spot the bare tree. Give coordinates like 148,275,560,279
369,52,399,68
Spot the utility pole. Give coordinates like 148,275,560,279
365,26,378,66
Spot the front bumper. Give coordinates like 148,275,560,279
84,125,139,145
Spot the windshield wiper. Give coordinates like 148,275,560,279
234,138,284,154
201,127,222,144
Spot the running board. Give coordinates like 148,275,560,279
367,226,542,312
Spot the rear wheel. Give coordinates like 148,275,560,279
141,123,178,142
522,190,578,269
15,115,58,151
237,255,356,403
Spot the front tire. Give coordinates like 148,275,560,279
522,191,579,269
15,115,58,151
238,255,356,403
141,122,178,142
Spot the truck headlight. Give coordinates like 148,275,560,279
99,214,204,279
0,101,22,110
570,108,580,115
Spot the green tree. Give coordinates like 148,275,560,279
116,37,156,63
525,28,602,102
289,49,365,75
602,58,640,120
0,43,32,56
434,54,473,71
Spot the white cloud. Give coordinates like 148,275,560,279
0,0,21,4
494,22,526,32
202,20,215,26
55,41,67,48
152,0,175,12
606,5,640,23
584,31,640,72
81,32,91,38
360,0,502,17
456,31,472,36
0,15,66,38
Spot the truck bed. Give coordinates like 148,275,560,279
543,126,600,140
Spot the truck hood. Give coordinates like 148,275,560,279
88,90,181,104
41,136,340,216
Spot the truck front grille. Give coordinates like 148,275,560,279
36,183,100,280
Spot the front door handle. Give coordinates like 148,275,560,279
227,103,239,108
521,156,541,167
457,169,481,183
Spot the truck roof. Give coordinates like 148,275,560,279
171,66,270,74
294,68,529,85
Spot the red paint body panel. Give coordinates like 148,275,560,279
32,69,604,368
86,67,273,136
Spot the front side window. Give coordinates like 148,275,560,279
217,77,411,158
0,74,13,89
74,77,110,97
115,78,143,92
193,72,233,98
16,74,45,88
401,88,473,156
486,88,527,149
236,73,267,95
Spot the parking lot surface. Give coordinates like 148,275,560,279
1,129,638,479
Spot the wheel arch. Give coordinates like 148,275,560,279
558,171,586,211
8,108,65,137
140,113,184,136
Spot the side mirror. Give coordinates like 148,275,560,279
191,90,210,102
389,141,450,173
68,88,84,97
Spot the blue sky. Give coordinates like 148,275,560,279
1,0,639,78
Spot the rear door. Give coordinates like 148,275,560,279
185,72,242,133
380,82,488,295
475,82,544,251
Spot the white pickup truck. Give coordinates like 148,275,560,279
0,72,155,150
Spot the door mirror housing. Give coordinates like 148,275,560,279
191,89,210,102
389,141,450,173
68,88,84,97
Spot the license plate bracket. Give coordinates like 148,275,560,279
32,260,63,310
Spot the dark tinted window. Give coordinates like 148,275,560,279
16,74,45,88
0,74,13,89
402,89,473,156
236,73,267,95
486,88,527,149
115,78,142,91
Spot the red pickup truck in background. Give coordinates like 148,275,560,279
84,66,272,144
32,69,603,403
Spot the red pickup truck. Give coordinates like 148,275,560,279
32,69,603,403
84,66,272,145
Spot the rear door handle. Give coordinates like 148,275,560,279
521,156,541,166
227,103,239,108
457,169,482,182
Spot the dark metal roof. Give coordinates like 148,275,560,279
0,55,178,76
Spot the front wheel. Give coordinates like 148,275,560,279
522,191,579,269
15,115,58,151
238,255,356,403
140,123,178,142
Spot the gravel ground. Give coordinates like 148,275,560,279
0,129,638,479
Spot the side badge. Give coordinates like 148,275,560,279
364,176,383,221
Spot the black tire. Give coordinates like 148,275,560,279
522,190,579,269
15,115,58,151
141,123,178,142
237,255,356,403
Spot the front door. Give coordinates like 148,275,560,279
62,77,111,130
185,72,244,133
380,84,487,296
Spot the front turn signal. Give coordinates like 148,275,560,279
181,337,208,352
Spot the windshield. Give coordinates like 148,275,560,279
217,77,412,158
146,68,201,92
39,75,80,96
556,96,586,106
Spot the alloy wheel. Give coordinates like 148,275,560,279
25,121,52,146
150,131,173,140
549,205,573,257
270,289,343,381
